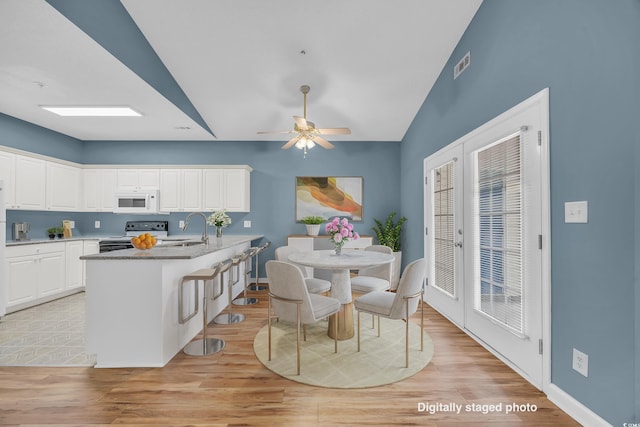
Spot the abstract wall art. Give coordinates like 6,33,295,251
295,176,363,221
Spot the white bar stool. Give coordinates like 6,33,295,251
180,263,226,356
214,256,246,324
233,248,260,306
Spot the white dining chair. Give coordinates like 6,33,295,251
350,245,393,294
274,246,332,294
266,260,341,375
354,258,426,368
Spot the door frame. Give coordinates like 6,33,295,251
423,88,551,390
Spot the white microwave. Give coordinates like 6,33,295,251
114,189,160,214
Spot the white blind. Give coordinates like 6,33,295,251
433,161,456,297
474,133,523,333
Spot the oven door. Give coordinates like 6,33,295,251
99,240,133,253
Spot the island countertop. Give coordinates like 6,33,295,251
80,234,264,260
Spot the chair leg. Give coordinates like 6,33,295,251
377,315,381,337
303,324,307,341
357,310,361,352
334,314,338,353
405,298,410,368
296,304,301,376
268,294,272,361
420,291,424,352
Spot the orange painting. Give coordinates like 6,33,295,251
296,176,363,221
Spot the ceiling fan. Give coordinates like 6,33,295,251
257,85,351,153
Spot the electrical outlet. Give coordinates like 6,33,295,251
179,220,185,229
94,221,100,229
244,220,251,228
572,348,589,377
565,201,588,223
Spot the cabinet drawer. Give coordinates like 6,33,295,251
6,242,66,258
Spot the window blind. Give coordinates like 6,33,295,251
433,161,456,297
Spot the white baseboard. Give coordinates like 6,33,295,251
546,383,611,427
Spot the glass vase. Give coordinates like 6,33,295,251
216,226,223,238
334,245,342,256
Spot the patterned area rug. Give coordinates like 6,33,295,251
253,312,434,388
0,293,96,366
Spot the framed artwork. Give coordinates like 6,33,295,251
295,176,363,221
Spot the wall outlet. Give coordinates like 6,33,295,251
179,220,185,229
244,220,251,228
572,348,589,377
94,220,100,229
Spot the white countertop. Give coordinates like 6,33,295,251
80,234,264,260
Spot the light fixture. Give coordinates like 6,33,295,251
40,106,142,117
295,136,315,157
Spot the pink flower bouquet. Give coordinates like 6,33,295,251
326,217,360,254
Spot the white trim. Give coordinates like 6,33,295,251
546,384,612,427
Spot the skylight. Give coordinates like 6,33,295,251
40,106,142,117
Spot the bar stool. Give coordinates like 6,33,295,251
248,241,271,291
233,248,260,306
213,256,246,324
179,263,226,356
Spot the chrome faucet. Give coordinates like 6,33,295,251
182,212,209,244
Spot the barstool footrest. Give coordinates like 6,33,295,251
183,337,225,356
214,312,246,324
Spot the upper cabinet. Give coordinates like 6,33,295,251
83,169,117,212
0,150,16,209
0,146,251,214
46,162,82,211
15,155,46,210
203,168,250,212
116,169,159,190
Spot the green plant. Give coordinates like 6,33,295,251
300,216,325,225
54,226,64,234
372,212,407,252
47,227,58,235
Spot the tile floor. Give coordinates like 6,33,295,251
0,293,96,366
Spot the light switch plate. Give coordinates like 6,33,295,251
244,220,251,228
94,221,100,229
565,201,588,223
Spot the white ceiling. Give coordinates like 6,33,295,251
0,0,482,142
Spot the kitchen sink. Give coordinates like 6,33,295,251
162,240,205,247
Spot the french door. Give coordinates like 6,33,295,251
424,89,549,389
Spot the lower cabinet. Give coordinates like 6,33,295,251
5,242,65,310
5,239,99,313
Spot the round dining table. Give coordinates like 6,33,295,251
288,249,395,340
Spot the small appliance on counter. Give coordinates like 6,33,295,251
12,222,30,241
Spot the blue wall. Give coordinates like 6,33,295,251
400,0,639,424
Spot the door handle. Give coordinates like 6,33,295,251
455,241,463,248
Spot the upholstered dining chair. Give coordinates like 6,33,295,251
350,245,393,294
266,260,341,375
354,258,426,368
274,246,332,294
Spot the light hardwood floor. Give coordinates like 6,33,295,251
0,290,578,426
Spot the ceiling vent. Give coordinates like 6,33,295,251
453,51,470,80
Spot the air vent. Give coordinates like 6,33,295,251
453,51,470,80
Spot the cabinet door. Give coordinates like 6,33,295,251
6,255,37,306
0,151,16,209
224,169,250,212
182,169,203,211
65,241,84,290
83,169,100,211
46,162,81,211
203,170,223,210
116,170,139,190
159,169,181,211
15,155,46,210
139,169,159,188
37,251,65,297
101,169,117,210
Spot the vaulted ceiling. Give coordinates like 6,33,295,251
0,0,482,143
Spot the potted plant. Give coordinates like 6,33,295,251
55,226,64,239
372,212,407,290
47,227,57,240
300,216,325,236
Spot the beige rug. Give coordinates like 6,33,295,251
253,312,434,388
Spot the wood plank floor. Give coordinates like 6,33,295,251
0,291,579,426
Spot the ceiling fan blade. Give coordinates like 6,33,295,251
293,116,309,130
282,135,302,149
312,136,335,149
317,127,351,135
257,130,293,134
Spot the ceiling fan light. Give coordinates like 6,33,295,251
295,136,314,150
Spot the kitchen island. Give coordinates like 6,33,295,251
81,234,263,368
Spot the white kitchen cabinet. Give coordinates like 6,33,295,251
5,242,66,311
65,240,85,290
0,150,16,209
117,169,159,190
159,169,203,212
203,168,250,212
224,169,250,212
83,169,117,211
46,161,81,211
14,155,46,210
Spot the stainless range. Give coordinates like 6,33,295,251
99,221,169,253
